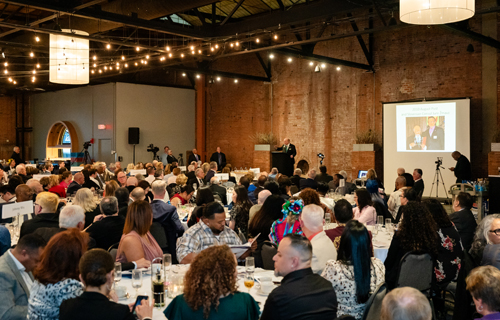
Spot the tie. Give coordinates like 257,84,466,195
285,145,288,153
218,154,221,165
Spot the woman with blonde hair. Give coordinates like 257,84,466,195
104,180,119,197
176,174,188,186
125,163,134,174
48,174,66,198
466,266,500,319
164,245,259,320
73,188,99,227
201,162,210,175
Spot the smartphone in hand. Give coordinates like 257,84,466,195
132,295,149,314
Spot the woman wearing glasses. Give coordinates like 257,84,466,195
480,216,500,269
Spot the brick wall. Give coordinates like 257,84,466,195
205,14,490,180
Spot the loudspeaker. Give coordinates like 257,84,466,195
128,127,140,145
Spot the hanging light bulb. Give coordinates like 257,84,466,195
235,41,239,46
287,57,292,62
146,55,149,59
121,56,125,60
136,46,140,51
125,63,128,68
321,63,326,68
269,54,274,59
210,47,214,52
104,66,108,70
93,63,97,67
32,70,36,74
255,38,260,43
8,77,12,82
166,46,170,51
274,34,278,40
35,36,40,42
230,43,234,48
216,77,221,81
168,53,173,58
198,50,202,54
13,80,16,84
144,60,147,65
99,69,102,73
36,63,40,68
32,76,36,82
309,61,314,66
134,62,138,66
196,74,200,79
182,73,186,77
215,44,219,49
91,70,95,74
3,62,7,67
191,50,195,55
109,66,113,70
93,55,97,60
30,52,34,57
181,53,184,58
106,44,111,49
190,45,194,50
336,66,341,71
4,70,7,74
234,79,238,83
116,62,120,66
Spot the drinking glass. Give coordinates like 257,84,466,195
164,254,172,280
245,257,255,273
131,269,143,297
325,215,331,228
114,262,122,284
151,257,165,307
377,216,384,226
244,271,255,293
385,218,392,228
192,183,197,191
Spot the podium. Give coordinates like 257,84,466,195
272,152,293,177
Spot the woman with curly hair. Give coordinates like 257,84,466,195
384,201,439,290
422,199,464,285
164,245,260,320
269,197,304,245
299,188,334,222
28,229,88,320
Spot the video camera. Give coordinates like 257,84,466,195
435,157,443,166
317,153,325,159
147,144,159,154
83,138,94,150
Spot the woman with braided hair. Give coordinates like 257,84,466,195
164,245,260,320
384,201,439,290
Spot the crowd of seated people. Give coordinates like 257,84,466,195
0,148,498,320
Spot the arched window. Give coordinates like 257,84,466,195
46,121,79,160
59,129,71,158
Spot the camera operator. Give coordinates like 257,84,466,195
449,151,472,183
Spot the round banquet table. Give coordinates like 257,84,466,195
117,267,277,320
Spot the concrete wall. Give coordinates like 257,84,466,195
114,83,195,165
31,82,195,165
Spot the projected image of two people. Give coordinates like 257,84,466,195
406,116,445,150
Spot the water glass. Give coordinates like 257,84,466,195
192,183,197,191
163,254,172,279
131,269,143,297
244,271,255,293
114,262,122,283
245,257,255,273
385,218,391,227
377,216,384,226
325,215,331,228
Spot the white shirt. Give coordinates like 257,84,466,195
310,231,337,275
8,250,33,290
145,175,155,185
167,175,178,185
388,189,403,218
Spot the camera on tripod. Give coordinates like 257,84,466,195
147,144,159,154
435,157,443,166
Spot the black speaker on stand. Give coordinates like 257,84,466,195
128,127,140,164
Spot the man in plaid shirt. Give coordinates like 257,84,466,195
176,201,256,264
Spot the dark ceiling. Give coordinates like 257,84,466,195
0,0,496,93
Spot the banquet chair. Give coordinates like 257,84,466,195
335,316,356,320
150,222,169,253
223,181,235,188
362,283,386,320
290,185,299,195
107,242,119,261
261,241,277,270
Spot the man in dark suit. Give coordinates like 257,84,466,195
67,172,85,195
20,192,60,238
204,162,217,184
315,165,333,183
406,125,424,150
188,148,201,163
300,169,319,190
188,168,205,189
185,165,196,181
166,150,178,165
210,147,226,170
275,138,297,177
449,151,472,183
34,205,86,243
422,116,444,150
0,233,46,320
86,196,125,251
449,192,477,251
10,146,25,165
290,168,304,188
150,180,184,262
412,168,424,197
209,177,228,205
83,169,101,190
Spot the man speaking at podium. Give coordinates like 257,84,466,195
275,138,297,177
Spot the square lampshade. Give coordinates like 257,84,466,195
400,0,475,25
49,29,89,84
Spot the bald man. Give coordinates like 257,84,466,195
388,176,406,218
275,138,297,177
67,172,84,196
381,287,431,320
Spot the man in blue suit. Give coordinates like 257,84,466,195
150,180,184,263
0,234,46,320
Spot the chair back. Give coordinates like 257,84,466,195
396,252,434,292
362,283,387,320
261,241,277,270
107,242,119,261
290,185,299,195
150,222,169,253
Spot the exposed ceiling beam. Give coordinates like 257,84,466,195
220,0,246,26
254,52,272,79
0,0,107,39
167,65,270,82
276,47,372,71
347,12,374,70
0,0,207,39
276,0,285,11
440,23,500,49
213,0,364,36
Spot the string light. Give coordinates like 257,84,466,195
30,52,34,57
144,60,147,65
190,46,194,50
121,56,125,60
235,42,239,46
215,44,219,49
32,70,36,74
182,73,186,77
210,47,214,52
269,54,274,59
234,79,238,83
36,63,40,68
93,55,97,60
125,63,128,68
13,80,16,84
166,46,170,51
336,66,341,71
181,53,184,58
116,62,120,67
104,66,108,70
287,57,292,62
35,36,40,42
106,44,111,49
91,70,95,74
99,69,102,73
93,63,97,67
230,43,234,48
309,61,314,66
109,66,113,70
198,50,202,54
4,70,7,74
8,77,12,82
168,53,172,58
274,34,278,40
146,55,149,59
136,47,140,51
255,38,260,43
3,62,7,67
32,76,36,82
191,50,195,55
135,62,138,66
196,74,200,79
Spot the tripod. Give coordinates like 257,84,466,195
429,163,449,199
81,147,92,164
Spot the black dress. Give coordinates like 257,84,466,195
60,291,136,320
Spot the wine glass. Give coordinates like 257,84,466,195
245,257,255,273
244,271,255,293
164,254,172,281
131,269,142,297
114,262,122,284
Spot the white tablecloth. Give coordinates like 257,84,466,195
117,268,275,319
